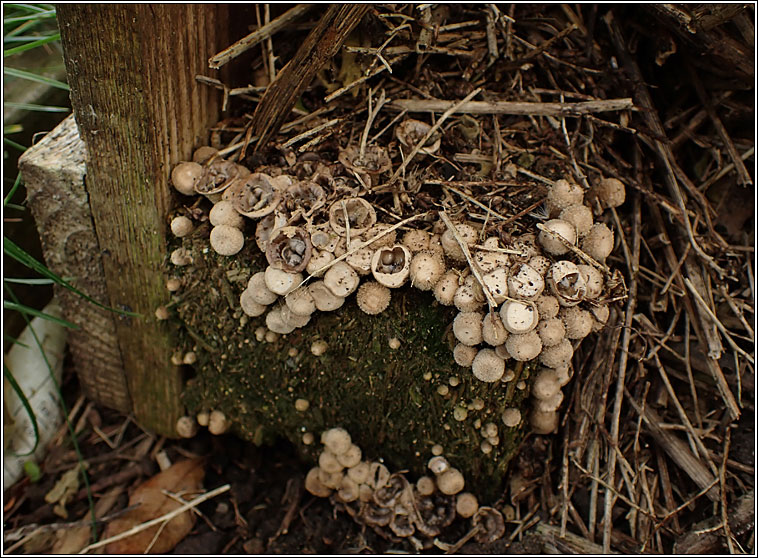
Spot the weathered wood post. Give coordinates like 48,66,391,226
54,5,231,435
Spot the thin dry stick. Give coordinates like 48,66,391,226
78,484,230,554
684,277,754,364
264,4,276,85
445,186,509,221
438,210,497,309
391,97,634,115
653,354,718,474
719,428,737,553
208,5,313,69
387,87,482,186
282,118,340,149
359,89,389,159
602,192,640,553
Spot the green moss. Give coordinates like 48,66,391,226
172,228,534,499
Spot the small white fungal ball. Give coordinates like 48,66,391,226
581,223,614,262
240,289,267,317
264,266,302,296
453,311,484,346
388,337,401,350
561,307,594,340
578,265,604,300
305,467,332,498
593,177,626,208
559,204,593,237
437,468,465,495
504,331,542,362
295,398,310,412
319,450,344,474
537,318,566,348
428,455,449,475
456,492,479,518
531,409,559,435
321,427,352,455
433,270,459,306
410,250,445,291
538,219,577,256
208,410,230,435
547,178,584,212
356,281,391,315
471,349,505,383
311,340,328,356
170,216,194,237
170,247,193,266
481,312,508,347
532,368,561,400
534,295,560,320
209,200,244,229
210,224,244,256
176,416,198,438
501,408,522,428
539,338,574,368
417,476,436,496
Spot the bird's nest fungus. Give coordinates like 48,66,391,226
162,4,754,552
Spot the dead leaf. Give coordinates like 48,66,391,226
51,525,91,554
103,457,205,554
45,466,83,519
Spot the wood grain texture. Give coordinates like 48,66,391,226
57,5,230,435
19,115,131,413
250,4,370,150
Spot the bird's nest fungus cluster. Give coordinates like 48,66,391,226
162,4,753,552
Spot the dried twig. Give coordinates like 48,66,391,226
78,484,230,553
392,97,634,116
208,5,314,69
438,210,497,309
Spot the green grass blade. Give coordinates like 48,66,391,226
4,124,23,134
5,4,55,14
4,67,69,90
4,284,97,538
3,11,56,25
4,334,30,349
4,173,23,206
4,32,60,56
4,237,140,317
4,137,27,151
4,202,26,211
4,277,57,285
3,364,41,456
4,300,80,329
3,101,69,112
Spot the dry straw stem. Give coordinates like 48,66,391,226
438,210,497,309
392,97,634,116
601,193,640,552
603,11,725,277
78,484,230,553
624,393,720,503
282,118,341,149
444,186,509,222
684,277,754,365
208,4,314,69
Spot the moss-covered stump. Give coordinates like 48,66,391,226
172,225,534,499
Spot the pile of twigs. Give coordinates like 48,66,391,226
197,4,754,553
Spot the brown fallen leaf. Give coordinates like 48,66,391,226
103,457,205,554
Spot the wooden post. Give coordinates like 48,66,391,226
56,5,230,435
20,115,131,413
